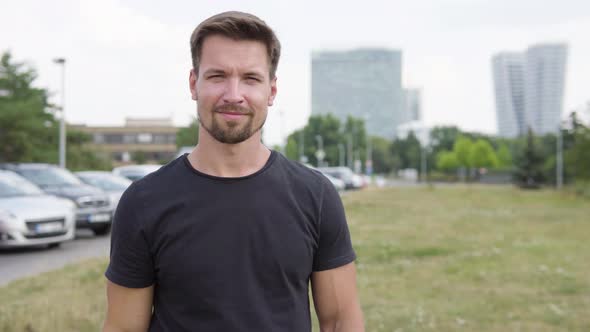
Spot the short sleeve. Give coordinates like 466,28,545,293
312,178,356,271
105,184,155,288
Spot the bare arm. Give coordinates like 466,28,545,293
311,262,364,332
103,280,154,332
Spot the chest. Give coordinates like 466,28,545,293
149,191,319,296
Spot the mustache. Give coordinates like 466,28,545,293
214,104,252,115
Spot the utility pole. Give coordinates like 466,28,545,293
53,58,66,168
315,135,324,167
299,130,305,163
347,134,353,169
338,144,345,167
556,123,563,189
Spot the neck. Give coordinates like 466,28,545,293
187,126,271,178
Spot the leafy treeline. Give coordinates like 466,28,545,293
283,112,590,187
0,51,111,170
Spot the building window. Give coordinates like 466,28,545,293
105,134,123,144
137,133,152,143
93,134,104,144
123,134,136,144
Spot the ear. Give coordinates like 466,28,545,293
189,69,198,101
268,77,277,106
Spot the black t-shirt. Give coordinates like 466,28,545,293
105,151,356,331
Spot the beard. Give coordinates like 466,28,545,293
198,104,266,144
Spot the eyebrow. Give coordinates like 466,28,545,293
243,71,264,78
203,69,226,76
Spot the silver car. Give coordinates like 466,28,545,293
75,171,132,212
0,163,113,236
0,171,76,249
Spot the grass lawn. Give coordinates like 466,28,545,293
1,185,589,331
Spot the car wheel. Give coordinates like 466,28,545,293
92,224,112,236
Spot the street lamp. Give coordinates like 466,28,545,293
556,122,563,189
338,143,345,167
299,130,306,163
315,135,324,167
347,134,353,169
53,58,66,168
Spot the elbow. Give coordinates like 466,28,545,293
319,312,365,332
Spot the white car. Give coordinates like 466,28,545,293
0,171,76,249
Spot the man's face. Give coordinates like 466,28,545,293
189,35,277,144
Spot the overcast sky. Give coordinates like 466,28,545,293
2,0,589,145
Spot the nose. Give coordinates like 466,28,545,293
223,78,244,104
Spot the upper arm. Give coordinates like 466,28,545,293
311,262,364,331
103,280,154,332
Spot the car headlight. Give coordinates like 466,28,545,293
0,210,18,224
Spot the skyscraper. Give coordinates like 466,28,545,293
492,43,568,137
311,49,403,138
524,44,568,135
492,53,525,138
402,88,422,124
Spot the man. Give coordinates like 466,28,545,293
103,11,364,332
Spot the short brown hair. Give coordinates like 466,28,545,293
190,11,281,79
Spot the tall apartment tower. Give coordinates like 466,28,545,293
492,43,568,137
402,88,422,123
492,53,526,138
524,44,568,135
311,49,403,138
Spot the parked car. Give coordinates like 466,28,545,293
0,164,113,236
302,164,346,191
318,167,365,190
75,171,132,212
0,170,76,248
112,164,161,182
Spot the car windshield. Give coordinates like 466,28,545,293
0,173,45,197
78,174,131,191
18,167,83,187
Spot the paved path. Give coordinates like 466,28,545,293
0,230,110,286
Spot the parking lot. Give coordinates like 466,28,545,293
0,229,110,286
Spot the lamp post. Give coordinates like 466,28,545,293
315,135,324,167
53,58,66,168
299,130,306,163
338,143,345,167
347,134,353,169
556,122,563,189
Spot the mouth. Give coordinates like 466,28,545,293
216,111,249,121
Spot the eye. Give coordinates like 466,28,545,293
245,76,261,83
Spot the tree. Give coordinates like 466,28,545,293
513,128,545,188
369,136,394,174
453,136,473,168
565,123,590,181
284,135,299,160
430,126,461,155
176,118,199,148
0,51,112,170
469,139,498,169
436,151,459,171
390,131,421,171
496,144,513,169
0,51,57,162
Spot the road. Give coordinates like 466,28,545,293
0,230,110,286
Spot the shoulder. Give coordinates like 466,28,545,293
119,156,188,204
